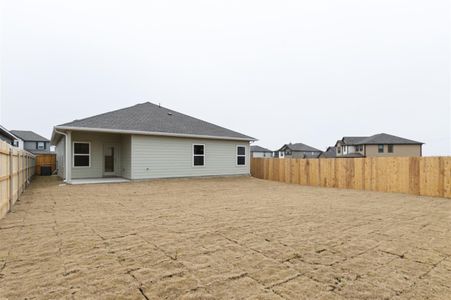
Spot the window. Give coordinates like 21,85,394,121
237,146,246,165
337,147,341,154
388,145,394,153
73,142,90,167
193,144,205,166
37,142,45,150
378,144,384,153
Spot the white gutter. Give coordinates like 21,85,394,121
54,129,71,183
53,126,257,142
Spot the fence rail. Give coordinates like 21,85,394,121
0,141,35,219
251,157,451,199
35,153,56,175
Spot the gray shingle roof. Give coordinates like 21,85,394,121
320,146,336,158
57,102,255,141
0,125,19,141
339,133,423,145
251,145,272,152
342,137,367,145
11,130,49,142
282,143,322,152
356,133,423,145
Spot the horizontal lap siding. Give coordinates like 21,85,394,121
71,132,123,179
131,135,250,179
121,135,132,179
56,137,65,179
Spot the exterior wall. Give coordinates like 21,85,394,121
335,142,343,156
121,135,132,179
252,152,272,158
15,139,24,149
70,131,126,179
365,144,422,157
23,141,51,152
288,151,322,158
131,135,250,179
0,134,13,144
56,137,66,179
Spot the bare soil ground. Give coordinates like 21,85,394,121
0,176,450,299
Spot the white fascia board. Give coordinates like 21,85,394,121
53,126,257,142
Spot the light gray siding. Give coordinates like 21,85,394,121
131,135,250,179
56,136,65,179
24,141,50,152
71,131,124,179
121,135,132,179
252,152,272,158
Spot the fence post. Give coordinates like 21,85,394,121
9,148,13,212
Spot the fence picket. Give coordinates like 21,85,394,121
251,157,451,199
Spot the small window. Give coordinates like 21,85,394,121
378,144,384,153
237,146,246,165
388,145,394,153
193,144,205,166
73,142,90,167
337,147,341,154
37,142,45,150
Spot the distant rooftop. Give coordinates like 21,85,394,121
11,130,49,142
251,145,272,152
339,133,423,145
280,142,322,152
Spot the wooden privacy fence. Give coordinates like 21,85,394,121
0,141,35,219
35,153,56,175
251,157,451,199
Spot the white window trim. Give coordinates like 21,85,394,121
192,144,205,167
236,145,246,166
37,141,45,150
73,141,91,168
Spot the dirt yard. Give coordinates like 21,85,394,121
0,176,450,299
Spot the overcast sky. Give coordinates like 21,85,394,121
1,0,450,155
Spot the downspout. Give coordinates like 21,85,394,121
54,129,71,183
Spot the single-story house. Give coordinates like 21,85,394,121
335,133,423,157
276,142,322,159
250,145,273,158
51,102,255,183
11,130,51,154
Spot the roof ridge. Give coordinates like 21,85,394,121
55,102,255,141
60,102,150,126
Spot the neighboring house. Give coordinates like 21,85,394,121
251,145,273,158
51,102,255,183
319,146,336,158
11,130,51,154
276,143,322,159
0,125,21,147
335,133,423,157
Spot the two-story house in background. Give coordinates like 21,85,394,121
10,130,51,154
335,133,423,158
276,142,323,158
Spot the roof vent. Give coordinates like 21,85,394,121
167,112,173,116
